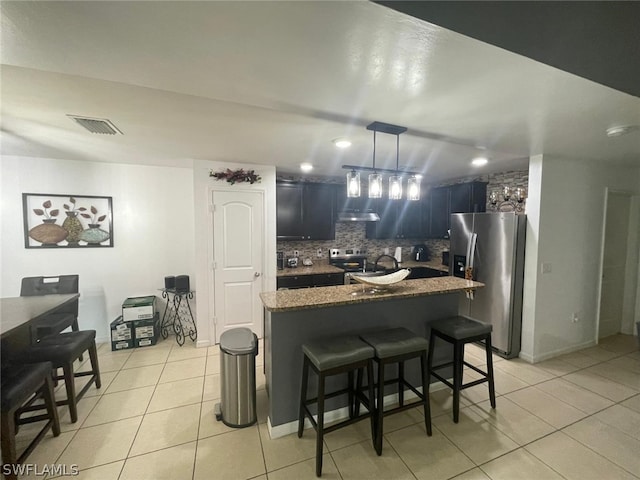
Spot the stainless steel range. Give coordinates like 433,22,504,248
329,248,368,284
329,247,397,284
328,247,367,272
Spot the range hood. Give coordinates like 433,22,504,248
337,210,380,222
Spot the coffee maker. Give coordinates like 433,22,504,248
413,244,430,262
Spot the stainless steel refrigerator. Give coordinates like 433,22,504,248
449,212,526,358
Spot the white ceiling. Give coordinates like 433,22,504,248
1,1,639,183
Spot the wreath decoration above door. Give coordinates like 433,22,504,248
209,168,261,185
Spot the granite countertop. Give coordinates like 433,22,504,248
277,263,344,277
260,277,483,312
277,259,447,277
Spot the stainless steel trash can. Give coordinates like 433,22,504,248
215,328,258,428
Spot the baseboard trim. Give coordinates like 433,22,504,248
266,382,447,439
520,339,597,363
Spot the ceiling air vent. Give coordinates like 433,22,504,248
67,115,123,135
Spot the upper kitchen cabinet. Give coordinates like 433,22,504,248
449,182,487,215
335,185,378,216
365,198,424,239
428,187,450,239
428,181,488,238
276,182,336,240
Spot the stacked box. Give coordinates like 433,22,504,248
122,296,156,321
110,315,134,351
133,313,160,348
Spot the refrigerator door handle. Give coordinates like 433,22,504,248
466,233,478,299
464,233,473,299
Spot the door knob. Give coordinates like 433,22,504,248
254,272,261,277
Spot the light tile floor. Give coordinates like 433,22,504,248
12,334,640,480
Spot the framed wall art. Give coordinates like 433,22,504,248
22,193,114,248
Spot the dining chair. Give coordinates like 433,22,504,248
20,275,80,341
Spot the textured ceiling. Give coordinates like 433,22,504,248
1,1,638,183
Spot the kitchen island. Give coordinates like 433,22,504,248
260,276,483,437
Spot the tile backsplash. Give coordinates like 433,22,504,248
277,222,449,264
276,169,528,264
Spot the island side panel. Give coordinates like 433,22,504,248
265,292,460,427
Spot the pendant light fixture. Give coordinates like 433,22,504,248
388,132,403,200
368,129,382,198
342,121,421,201
407,176,420,201
346,170,360,198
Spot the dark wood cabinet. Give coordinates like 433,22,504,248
366,181,487,239
302,184,336,240
449,182,487,215
428,181,487,238
365,198,424,239
428,187,450,239
399,199,423,239
336,186,378,216
276,275,311,289
310,273,344,287
276,183,304,239
276,183,336,240
406,267,449,280
276,272,344,290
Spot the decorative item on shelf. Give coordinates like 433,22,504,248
342,121,421,201
209,168,261,185
488,186,526,213
62,197,86,245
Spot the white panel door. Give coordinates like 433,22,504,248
598,192,630,338
213,190,264,342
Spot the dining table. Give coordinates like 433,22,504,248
0,293,80,363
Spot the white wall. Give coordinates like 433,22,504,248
521,155,640,362
1,156,195,343
192,160,276,347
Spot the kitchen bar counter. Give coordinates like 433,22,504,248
261,276,480,312
262,277,484,435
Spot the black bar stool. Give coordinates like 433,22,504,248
427,316,496,423
15,330,101,423
298,336,376,477
1,362,60,480
360,327,432,456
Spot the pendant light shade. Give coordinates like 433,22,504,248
389,175,402,200
368,173,383,198
407,176,420,201
346,170,360,198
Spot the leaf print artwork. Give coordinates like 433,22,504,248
23,193,113,248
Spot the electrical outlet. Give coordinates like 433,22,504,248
571,312,580,323
384,247,390,254
293,250,299,257
541,262,552,274
317,248,323,258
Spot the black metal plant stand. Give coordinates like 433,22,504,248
160,288,197,346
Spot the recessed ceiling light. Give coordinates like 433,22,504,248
333,138,352,149
471,157,489,166
605,125,637,137
300,162,313,172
